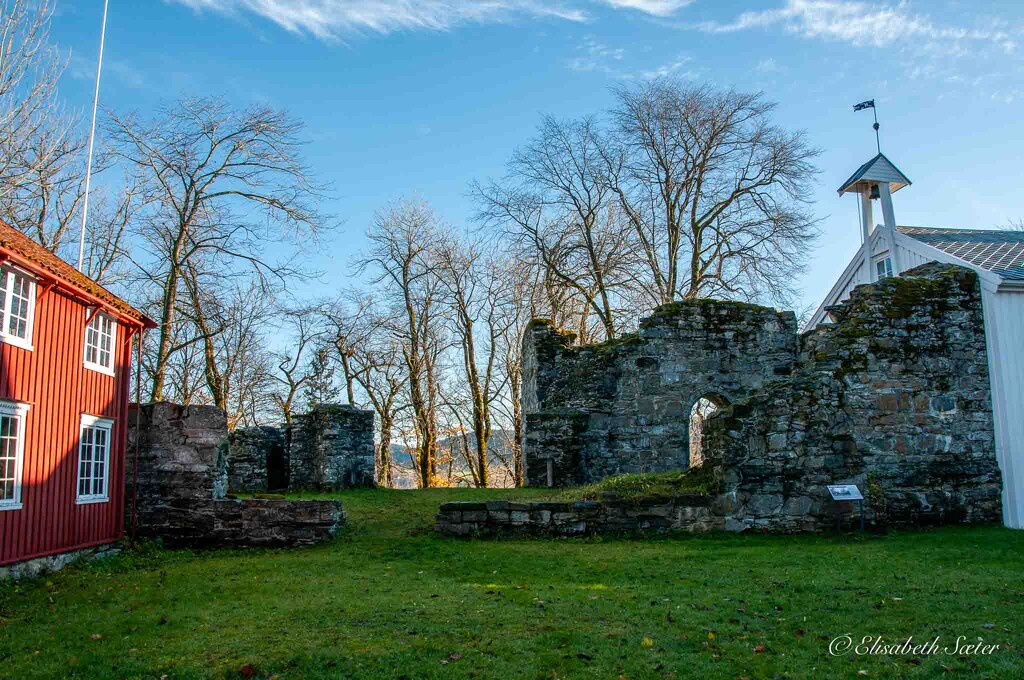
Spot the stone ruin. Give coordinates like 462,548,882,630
449,263,1002,535
522,293,797,486
127,403,347,548
226,404,376,493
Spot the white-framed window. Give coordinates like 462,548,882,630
0,401,29,511
875,256,894,280
76,414,113,504
0,265,36,350
83,310,117,376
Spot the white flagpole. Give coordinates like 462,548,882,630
77,0,110,273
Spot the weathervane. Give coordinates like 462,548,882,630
853,99,880,154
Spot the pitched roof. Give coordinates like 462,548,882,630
837,153,912,195
898,226,1024,281
0,219,155,327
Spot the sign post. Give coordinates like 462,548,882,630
827,484,865,532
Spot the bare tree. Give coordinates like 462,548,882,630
489,255,541,486
104,97,327,402
350,331,408,489
0,0,66,208
358,199,446,488
181,271,277,428
303,339,342,411
271,306,326,426
324,293,408,486
475,116,635,341
436,236,515,487
608,80,820,306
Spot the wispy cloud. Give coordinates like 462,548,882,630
601,0,693,17
692,0,1017,54
567,37,625,73
638,54,697,80
170,0,693,39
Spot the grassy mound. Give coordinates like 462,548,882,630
559,466,720,502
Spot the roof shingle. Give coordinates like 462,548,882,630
0,219,154,326
898,226,1024,282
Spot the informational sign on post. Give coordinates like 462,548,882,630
827,484,864,501
827,484,865,531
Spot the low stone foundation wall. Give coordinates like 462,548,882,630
0,543,121,581
138,497,345,548
435,497,720,537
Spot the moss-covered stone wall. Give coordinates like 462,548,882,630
522,263,1002,531
703,263,1001,530
522,299,798,486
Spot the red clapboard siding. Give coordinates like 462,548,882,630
0,283,136,565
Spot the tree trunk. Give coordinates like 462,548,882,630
378,414,393,488
149,266,179,402
510,367,524,487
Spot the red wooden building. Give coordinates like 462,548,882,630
0,219,155,568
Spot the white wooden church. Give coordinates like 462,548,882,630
808,152,1024,528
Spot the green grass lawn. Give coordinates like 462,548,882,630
1,488,1022,679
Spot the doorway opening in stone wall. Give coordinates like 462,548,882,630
689,395,728,468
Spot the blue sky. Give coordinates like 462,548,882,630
51,0,1024,313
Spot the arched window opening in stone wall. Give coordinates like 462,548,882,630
689,395,728,468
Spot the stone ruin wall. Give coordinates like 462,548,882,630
522,298,798,486
520,263,1003,531
225,404,375,493
705,263,1002,531
127,403,345,547
287,405,376,490
226,426,287,493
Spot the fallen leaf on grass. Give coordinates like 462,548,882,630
753,644,766,654
240,665,258,678
642,636,654,648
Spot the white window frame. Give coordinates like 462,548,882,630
875,256,894,280
83,309,117,376
0,401,29,511
0,264,36,351
76,414,113,504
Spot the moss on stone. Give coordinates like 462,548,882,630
585,332,645,355
647,297,775,321
559,466,721,502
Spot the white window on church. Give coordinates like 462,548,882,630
875,257,894,280
0,265,36,350
83,311,117,375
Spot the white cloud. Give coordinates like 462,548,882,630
693,0,1017,54
600,0,693,17
170,0,693,39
